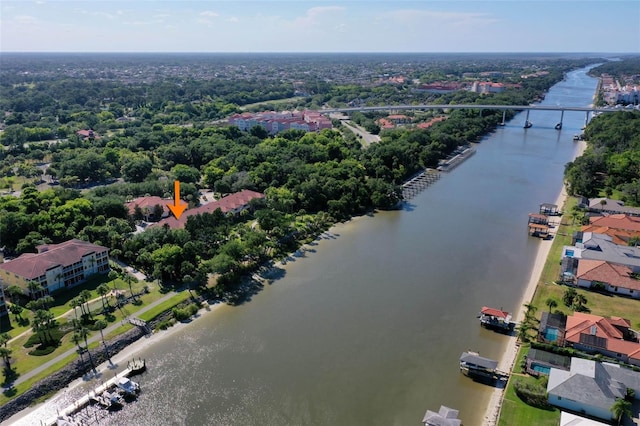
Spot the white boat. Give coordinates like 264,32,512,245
116,377,140,396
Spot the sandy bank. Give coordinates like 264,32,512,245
482,140,587,426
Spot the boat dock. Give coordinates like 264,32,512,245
459,351,509,383
437,145,475,172
402,169,440,200
42,359,146,426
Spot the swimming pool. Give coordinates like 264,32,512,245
543,328,560,342
532,364,551,375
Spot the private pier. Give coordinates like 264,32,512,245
402,169,440,200
42,359,146,426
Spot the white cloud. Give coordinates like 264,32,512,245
227,16,239,23
292,6,345,28
385,9,498,28
200,11,219,18
14,15,39,25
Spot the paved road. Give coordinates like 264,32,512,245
342,120,380,146
10,290,178,387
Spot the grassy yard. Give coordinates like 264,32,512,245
1,276,191,404
499,367,560,426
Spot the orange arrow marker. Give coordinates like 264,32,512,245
167,180,187,219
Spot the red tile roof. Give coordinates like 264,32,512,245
125,196,172,215
565,312,640,362
588,214,640,232
580,225,638,245
153,190,265,230
576,259,640,291
0,239,108,280
480,306,510,319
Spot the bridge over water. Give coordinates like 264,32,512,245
320,104,624,129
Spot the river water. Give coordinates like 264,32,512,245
7,65,599,426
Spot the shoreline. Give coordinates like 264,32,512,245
482,140,587,426
1,226,351,426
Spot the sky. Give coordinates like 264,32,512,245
1,0,639,53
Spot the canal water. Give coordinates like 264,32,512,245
8,65,599,426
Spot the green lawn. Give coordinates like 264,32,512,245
499,371,560,426
1,281,191,404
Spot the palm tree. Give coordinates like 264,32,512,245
523,303,538,323
77,326,96,373
94,319,110,361
9,304,24,323
69,298,81,321
126,274,136,300
545,298,558,312
34,309,55,342
79,289,93,319
97,284,110,312
573,293,588,312
610,398,632,426
26,281,44,300
71,330,85,365
0,347,12,372
517,322,532,343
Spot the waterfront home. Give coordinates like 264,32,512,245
587,198,640,217
547,357,640,422
422,405,461,426
0,239,110,297
561,233,640,280
575,259,640,299
564,312,640,367
582,214,640,233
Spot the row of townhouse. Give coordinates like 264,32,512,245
228,111,332,135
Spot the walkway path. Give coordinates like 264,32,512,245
10,290,178,387
7,264,145,346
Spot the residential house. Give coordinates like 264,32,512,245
561,233,640,281
564,312,640,366
576,226,638,246
152,189,265,230
422,405,461,426
547,357,640,422
0,239,110,297
585,214,640,238
126,196,172,222
588,199,640,217
76,129,99,139
575,259,640,299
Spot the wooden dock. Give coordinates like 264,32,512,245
402,169,440,200
42,359,146,426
